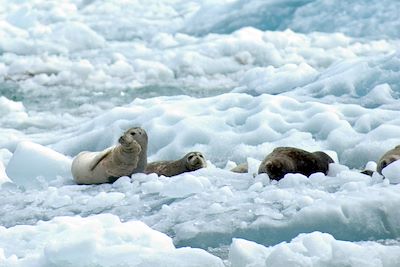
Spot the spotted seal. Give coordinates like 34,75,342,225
145,152,206,177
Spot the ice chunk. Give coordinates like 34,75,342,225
0,214,224,267
50,22,106,52
237,63,318,95
362,84,394,107
229,238,270,267
161,174,211,198
382,160,400,184
365,161,377,172
229,232,400,267
0,162,11,185
6,141,72,188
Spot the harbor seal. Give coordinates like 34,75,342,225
230,163,248,173
377,145,400,174
71,127,148,184
258,147,334,180
145,152,207,177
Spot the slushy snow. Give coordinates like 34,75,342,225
1,0,400,266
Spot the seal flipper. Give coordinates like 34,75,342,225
89,148,112,171
108,176,119,183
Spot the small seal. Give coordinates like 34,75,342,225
258,147,334,180
145,152,207,177
377,145,400,174
230,163,249,173
71,127,148,184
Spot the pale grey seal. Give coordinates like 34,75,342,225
71,127,148,184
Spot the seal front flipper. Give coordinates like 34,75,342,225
128,140,142,168
89,148,112,171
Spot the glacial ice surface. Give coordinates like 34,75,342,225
1,0,400,266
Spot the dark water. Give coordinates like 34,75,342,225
0,82,228,114
0,82,21,102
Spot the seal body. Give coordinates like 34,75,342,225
71,127,148,184
258,147,334,180
377,145,400,174
230,163,248,173
145,152,207,177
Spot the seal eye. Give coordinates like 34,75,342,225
188,155,194,161
131,132,136,136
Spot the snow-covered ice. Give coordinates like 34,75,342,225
229,232,400,267
0,214,224,267
1,0,400,266
6,141,72,188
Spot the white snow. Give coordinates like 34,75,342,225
0,161,10,185
229,232,400,267
0,214,224,267
1,0,400,266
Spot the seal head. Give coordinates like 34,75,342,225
185,152,207,171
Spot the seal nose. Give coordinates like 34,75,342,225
193,157,200,165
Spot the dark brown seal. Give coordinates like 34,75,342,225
258,147,334,180
144,152,207,177
377,145,400,174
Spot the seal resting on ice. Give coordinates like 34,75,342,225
71,127,148,184
258,147,334,180
145,152,206,177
